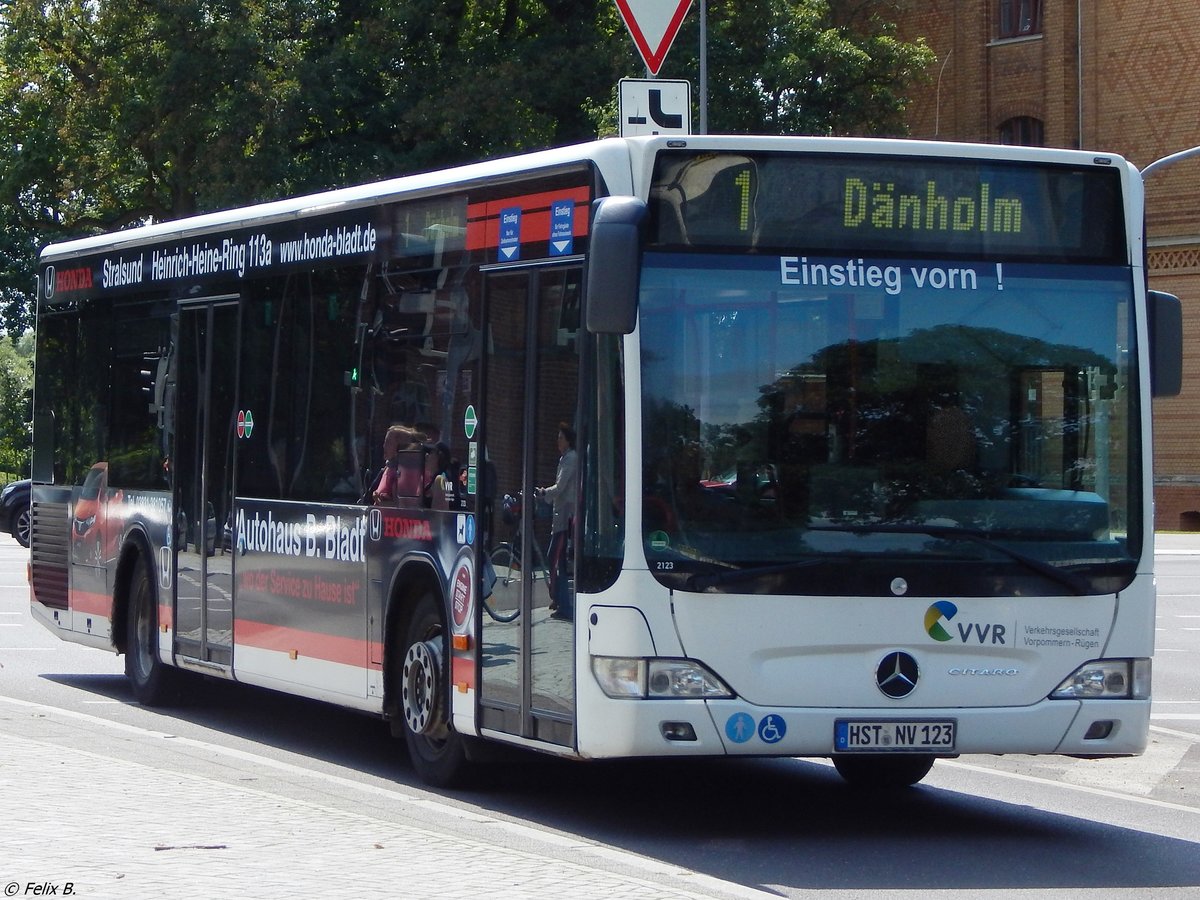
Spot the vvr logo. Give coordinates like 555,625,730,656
924,601,1007,644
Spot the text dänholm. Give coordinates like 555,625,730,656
843,178,1024,234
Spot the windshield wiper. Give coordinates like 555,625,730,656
682,525,1094,595
807,523,1092,596
685,558,825,591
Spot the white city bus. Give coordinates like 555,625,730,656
30,136,1182,788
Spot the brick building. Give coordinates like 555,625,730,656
894,0,1200,529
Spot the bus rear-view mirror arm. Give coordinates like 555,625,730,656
585,196,647,335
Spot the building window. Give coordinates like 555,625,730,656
999,116,1044,146
998,0,1042,38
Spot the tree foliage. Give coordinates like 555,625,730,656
661,0,935,135
0,0,933,337
0,332,32,477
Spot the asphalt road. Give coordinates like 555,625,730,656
1,534,1197,899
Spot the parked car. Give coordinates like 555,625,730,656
1,479,31,548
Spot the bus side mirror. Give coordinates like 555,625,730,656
585,196,646,335
1148,290,1182,397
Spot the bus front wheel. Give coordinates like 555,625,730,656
397,593,471,788
832,753,935,789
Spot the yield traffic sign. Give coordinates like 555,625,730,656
614,0,694,76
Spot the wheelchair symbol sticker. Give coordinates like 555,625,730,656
758,715,786,744
725,712,755,744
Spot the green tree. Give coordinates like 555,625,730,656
660,0,935,135
272,0,627,180
0,332,32,477
0,215,39,337
0,0,327,228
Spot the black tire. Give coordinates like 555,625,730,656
124,554,181,705
397,592,473,787
832,753,935,789
11,505,30,548
483,545,520,622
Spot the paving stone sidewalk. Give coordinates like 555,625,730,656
0,728,738,900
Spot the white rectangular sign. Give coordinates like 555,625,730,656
619,78,692,137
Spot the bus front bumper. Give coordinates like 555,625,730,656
574,695,1150,760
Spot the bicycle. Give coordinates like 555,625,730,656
482,493,551,623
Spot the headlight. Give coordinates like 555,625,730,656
592,657,645,698
1050,659,1150,700
591,656,734,700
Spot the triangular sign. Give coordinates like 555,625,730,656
614,0,694,77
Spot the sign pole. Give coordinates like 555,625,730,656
614,0,696,137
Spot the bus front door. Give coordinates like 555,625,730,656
172,299,239,669
480,266,581,748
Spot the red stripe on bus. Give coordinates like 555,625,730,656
234,619,383,671
451,653,476,691
69,588,111,616
465,186,591,251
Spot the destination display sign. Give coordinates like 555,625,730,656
648,151,1127,264
41,207,383,306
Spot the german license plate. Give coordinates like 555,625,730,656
834,719,956,752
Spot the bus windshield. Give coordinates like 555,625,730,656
639,251,1139,597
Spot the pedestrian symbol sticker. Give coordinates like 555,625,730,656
758,715,786,744
725,712,755,744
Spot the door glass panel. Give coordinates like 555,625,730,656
480,267,580,743
174,308,206,656
480,273,529,721
206,304,238,653
529,269,580,721
174,302,237,665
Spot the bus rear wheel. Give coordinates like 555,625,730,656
397,593,471,788
124,554,180,705
832,753,935,789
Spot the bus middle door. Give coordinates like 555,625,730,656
172,298,239,670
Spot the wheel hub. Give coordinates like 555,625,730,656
401,638,442,735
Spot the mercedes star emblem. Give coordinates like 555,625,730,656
876,651,920,699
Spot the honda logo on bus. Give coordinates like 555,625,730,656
876,651,919,699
